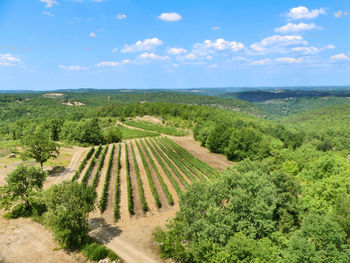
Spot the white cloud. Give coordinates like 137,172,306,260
167,47,187,55
139,52,169,60
116,14,126,20
327,44,336,49
194,38,244,54
184,53,197,60
275,22,317,33
330,53,349,61
121,37,163,53
89,32,97,37
275,57,304,63
96,59,130,67
58,65,88,71
112,48,118,52
212,26,220,31
42,11,54,17
0,53,22,66
334,10,348,18
286,6,326,20
158,12,182,22
251,59,271,65
292,46,320,55
250,35,307,54
40,0,58,8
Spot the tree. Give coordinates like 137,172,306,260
42,181,96,250
22,130,60,170
0,166,46,216
104,126,122,143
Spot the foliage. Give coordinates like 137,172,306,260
104,126,122,143
118,124,159,139
22,130,60,169
0,166,46,217
126,120,188,136
41,181,96,250
82,242,119,261
92,145,109,188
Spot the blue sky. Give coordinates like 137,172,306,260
0,0,349,90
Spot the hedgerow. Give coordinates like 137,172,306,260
99,144,115,212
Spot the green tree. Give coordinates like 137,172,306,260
0,166,46,216
22,130,60,170
42,181,96,250
104,126,122,143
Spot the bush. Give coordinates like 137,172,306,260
82,243,109,261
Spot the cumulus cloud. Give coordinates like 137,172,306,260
285,6,326,20
292,45,335,55
158,12,182,22
116,14,126,20
194,38,245,55
184,53,197,60
251,59,271,65
40,0,58,8
334,10,348,18
167,47,187,55
121,37,163,53
212,26,220,31
89,32,97,37
250,35,308,54
96,59,130,67
275,22,317,33
0,53,22,66
330,53,349,61
139,52,169,60
275,57,304,63
58,65,88,71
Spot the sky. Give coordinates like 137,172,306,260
0,0,349,90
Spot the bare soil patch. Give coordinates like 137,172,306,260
0,216,83,263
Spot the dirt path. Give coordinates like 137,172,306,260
131,140,158,214
0,216,84,263
142,139,180,205
127,141,143,217
44,146,87,188
168,135,234,171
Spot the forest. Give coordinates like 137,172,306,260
0,88,350,262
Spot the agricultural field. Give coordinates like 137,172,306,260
72,136,218,222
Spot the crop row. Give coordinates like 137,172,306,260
92,145,109,188
153,137,197,183
130,141,148,212
114,143,121,220
125,142,134,215
144,138,182,195
135,140,161,208
71,146,95,181
99,144,115,212
81,144,103,185
159,138,207,181
148,138,189,188
162,137,218,178
139,139,174,206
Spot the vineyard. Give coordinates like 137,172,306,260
72,136,217,221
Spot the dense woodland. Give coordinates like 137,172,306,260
1,89,350,262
